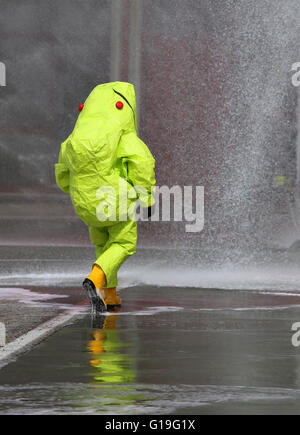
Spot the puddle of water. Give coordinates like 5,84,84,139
0,290,300,415
1,382,300,415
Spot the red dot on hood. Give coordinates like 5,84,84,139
78,104,84,112
116,101,124,110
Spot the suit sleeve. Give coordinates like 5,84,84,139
55,140,70,194
117,132,156,207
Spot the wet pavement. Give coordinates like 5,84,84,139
1,286,300,414
0,286,87,343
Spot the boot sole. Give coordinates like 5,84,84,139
83,278,107,313
106,303,122,312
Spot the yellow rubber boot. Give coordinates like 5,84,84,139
83,264,107,312
104,288,122,311
88,264,106,290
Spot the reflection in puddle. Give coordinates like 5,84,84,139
1,289,300,414
84,314,150,408
88,315,136,385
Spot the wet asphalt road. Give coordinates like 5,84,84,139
0,286,87,343
1,286,300,414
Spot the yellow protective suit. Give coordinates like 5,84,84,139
55,82,156,288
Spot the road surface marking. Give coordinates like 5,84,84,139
0,307,86,368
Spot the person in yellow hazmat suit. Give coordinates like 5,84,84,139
55,82,156,312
